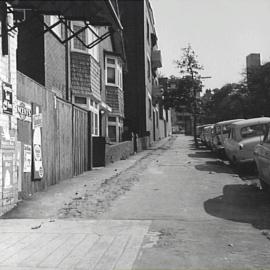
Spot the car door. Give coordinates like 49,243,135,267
254,126,270,184
240,124,266,160
224,127,238,161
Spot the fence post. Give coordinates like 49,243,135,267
88,111,92,170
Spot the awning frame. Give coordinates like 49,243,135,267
42,16,112,49
0,5,113,50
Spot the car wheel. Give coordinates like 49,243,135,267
259,178,269,192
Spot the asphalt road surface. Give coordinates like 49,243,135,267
2,134,270,270
100,135,270,269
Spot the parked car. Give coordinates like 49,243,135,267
212,119,244,155
197,124,209,139
224,117,270,166
254,123,270,190
200,124,213,146
204,125,215,149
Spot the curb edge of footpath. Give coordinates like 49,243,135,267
1,136,174,219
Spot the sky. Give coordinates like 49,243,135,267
150,0,270,90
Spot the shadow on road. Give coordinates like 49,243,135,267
233,163,258,182
204,184,270,230
195,161,235,174
188,151,214,159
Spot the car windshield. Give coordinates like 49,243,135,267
215,126,221,135
240,124,267,139
228,127,234,139
263,124,270,143
223,124,231,135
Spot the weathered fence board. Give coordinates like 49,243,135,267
17,72,90,198
72,106,89,176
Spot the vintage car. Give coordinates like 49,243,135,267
212,119,244,155
224,117,270,166
254,124,270,191
203,125,215,149
197,124,209,140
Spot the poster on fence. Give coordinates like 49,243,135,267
15,100,32,122
2,151,13,189
23,144,31,173
2,81,13,115
32,104,43,180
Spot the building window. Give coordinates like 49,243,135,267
71,22,99,61
74,96,87,104
90,99,99,136
107,67,116,84
90,111,99,136
73,24,88,52
105,56,123,89
147,57,151,80
108,116,116,122
91,112,94,134
146,20,150,44
108,125,117,142
94,113,98,135
148,97,152,119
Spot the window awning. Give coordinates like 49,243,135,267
7,0,123,31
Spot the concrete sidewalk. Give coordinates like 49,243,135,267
0,137,172,269
3,136,171,219
0,219,150,270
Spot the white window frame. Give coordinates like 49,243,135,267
89,99,99,136
147,55,151,81
70,21,99,61
105,55,123,89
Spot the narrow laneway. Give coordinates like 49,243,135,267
1,134,270,269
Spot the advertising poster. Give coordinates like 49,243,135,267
15,100,32,122
0,114,15,149
23,144,31,173
2,81,13,115
2,152,13,189
32,104,43,180
16,141,22,192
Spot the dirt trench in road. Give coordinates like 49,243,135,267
57,136,177,219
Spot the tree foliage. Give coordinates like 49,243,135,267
200,83,248,123
175,44,203,80
163,44,203,113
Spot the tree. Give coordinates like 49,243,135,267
175,44,203,147
200,83,249,123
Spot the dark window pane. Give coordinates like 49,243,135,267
75,96,87,104
73,25,87,51
107,67,116,84
108,126,116,142
107,58,115,64
108,116,116,122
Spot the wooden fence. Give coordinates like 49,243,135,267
72,105,89,176
17,72,90,198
